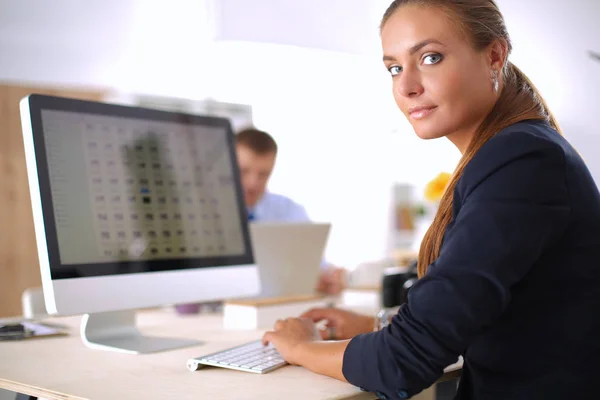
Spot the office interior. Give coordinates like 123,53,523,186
0,0,599,399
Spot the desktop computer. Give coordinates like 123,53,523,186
19,94,261,354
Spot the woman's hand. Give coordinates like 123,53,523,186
262,316,350,381
300,307,375,340
262,317,321,365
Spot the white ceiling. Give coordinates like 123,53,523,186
1,0,598,71
0,0,387,53
212,0,384,54
1,0,598,51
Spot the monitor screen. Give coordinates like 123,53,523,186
28,96,253,279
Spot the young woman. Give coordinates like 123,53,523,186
262,1,600,399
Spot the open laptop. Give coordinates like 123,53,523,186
249,222,331,298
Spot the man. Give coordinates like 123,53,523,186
235,128,345,295
236,128,309,222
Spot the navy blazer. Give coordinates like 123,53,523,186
342,120,600,399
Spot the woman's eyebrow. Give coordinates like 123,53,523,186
382,38,445,62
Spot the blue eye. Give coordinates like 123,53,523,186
388,65,402,76
423,53,443,65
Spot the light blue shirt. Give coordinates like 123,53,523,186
248,192,310,222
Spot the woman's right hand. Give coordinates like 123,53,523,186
300,307,375,340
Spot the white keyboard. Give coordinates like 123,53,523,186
187,340,287,374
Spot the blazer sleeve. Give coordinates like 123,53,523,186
342,131,571,398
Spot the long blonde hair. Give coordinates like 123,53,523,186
381,0,562,277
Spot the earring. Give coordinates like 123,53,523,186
492,70,499,93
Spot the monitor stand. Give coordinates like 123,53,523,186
80,310,202,354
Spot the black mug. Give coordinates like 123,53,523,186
381,260,418,308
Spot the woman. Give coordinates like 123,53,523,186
262,0,600,399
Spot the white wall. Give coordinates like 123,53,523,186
1,0,598,267
498,0,600,177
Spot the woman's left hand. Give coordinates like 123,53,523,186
262,317,321,365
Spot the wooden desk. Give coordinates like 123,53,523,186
0,309,462,400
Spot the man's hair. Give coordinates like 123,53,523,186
235,127,278,155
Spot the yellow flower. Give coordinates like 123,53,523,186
424,172,452,202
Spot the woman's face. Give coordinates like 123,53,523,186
381,5,499,152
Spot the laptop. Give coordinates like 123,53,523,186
248,222,331,298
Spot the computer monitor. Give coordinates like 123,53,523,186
19,94,260,354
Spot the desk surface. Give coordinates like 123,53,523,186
0,308,462,400
0,309,376,400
